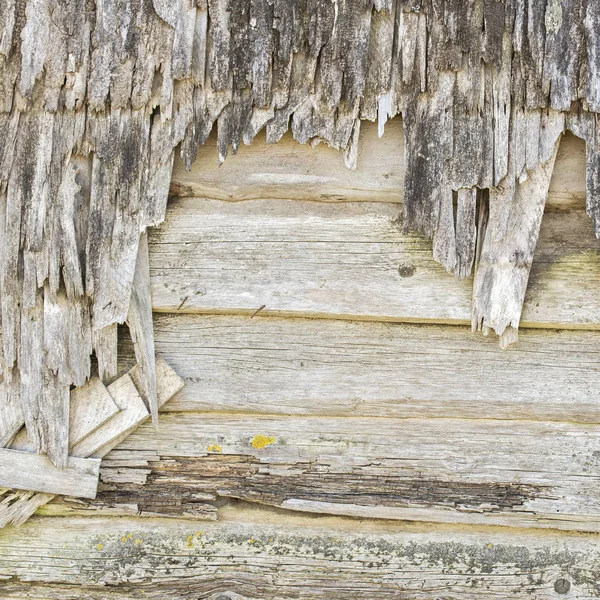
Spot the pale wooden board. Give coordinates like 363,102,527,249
55,411,600,532
171,118,586,209
0,449,100,499
124,314,600,424
0,508,599,598
149,199,600,328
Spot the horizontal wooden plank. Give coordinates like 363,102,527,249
121,314,600,423
1,509,599,598
0,449,100,499
150,199,600,328
171,118,586,209
52,412,600,532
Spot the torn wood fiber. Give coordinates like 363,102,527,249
0,0,599,466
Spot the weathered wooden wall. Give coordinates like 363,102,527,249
2,119,600,598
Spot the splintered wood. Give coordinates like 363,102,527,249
0,357,184,528
1,1,600,464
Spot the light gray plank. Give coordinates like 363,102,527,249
0,509,598,598
9,377,120,453
149,199,600,329
128,314,600,424
0,449,100,499
0,357,184,528
171,118,586,209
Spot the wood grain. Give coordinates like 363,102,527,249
149,199,600,329
0,508,599,598
122,314,600,424
170,119,587,209
0,449,100,498
50,411,600,531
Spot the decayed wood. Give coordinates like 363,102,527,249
55,412,600,532
126,232,158,426
124,314,600,424
0,384,22,447
170,120,587,208
149,198,600,329
0,449,100,499
2,0,600,456
0,357,184,529
1,509,600,598
473,131,562,346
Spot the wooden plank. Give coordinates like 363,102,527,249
149,199,600,329
129,314,600,424
55,411,600,532
0,509,599,598
170,118,587,209
0,449,100,499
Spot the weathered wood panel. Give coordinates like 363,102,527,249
0,509,599,598
150,199,600,328
170,119,587,209
44,412,600,531
0,450,100,499
121,314,600,423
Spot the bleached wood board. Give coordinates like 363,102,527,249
0,508,599,598
50,412,600,532
121,314,600,423
150,199,600,329
0,449,100,499
170,118,586,209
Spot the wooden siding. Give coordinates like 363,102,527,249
3,118,600,597
170,119,587,209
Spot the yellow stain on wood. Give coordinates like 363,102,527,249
97,543,103,551
252,434,276,450
134,539,144,546
207,444,222,453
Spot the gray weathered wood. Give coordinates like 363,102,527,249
9,376,119,453
170,119,586,208
0,449,100,498
0,383,22,447
126,232,158,426
59,411,600,532
125,314,600,424
473,132,561,346
149,199,600,329
0,357,184,528
0,509,599,598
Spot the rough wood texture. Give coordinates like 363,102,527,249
2,0,600,458
1,508,600,598
170,120,587,208
0,357,184,529
0,449,100,498
42,411,600,532
122,314,600,424
149,198,600,329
